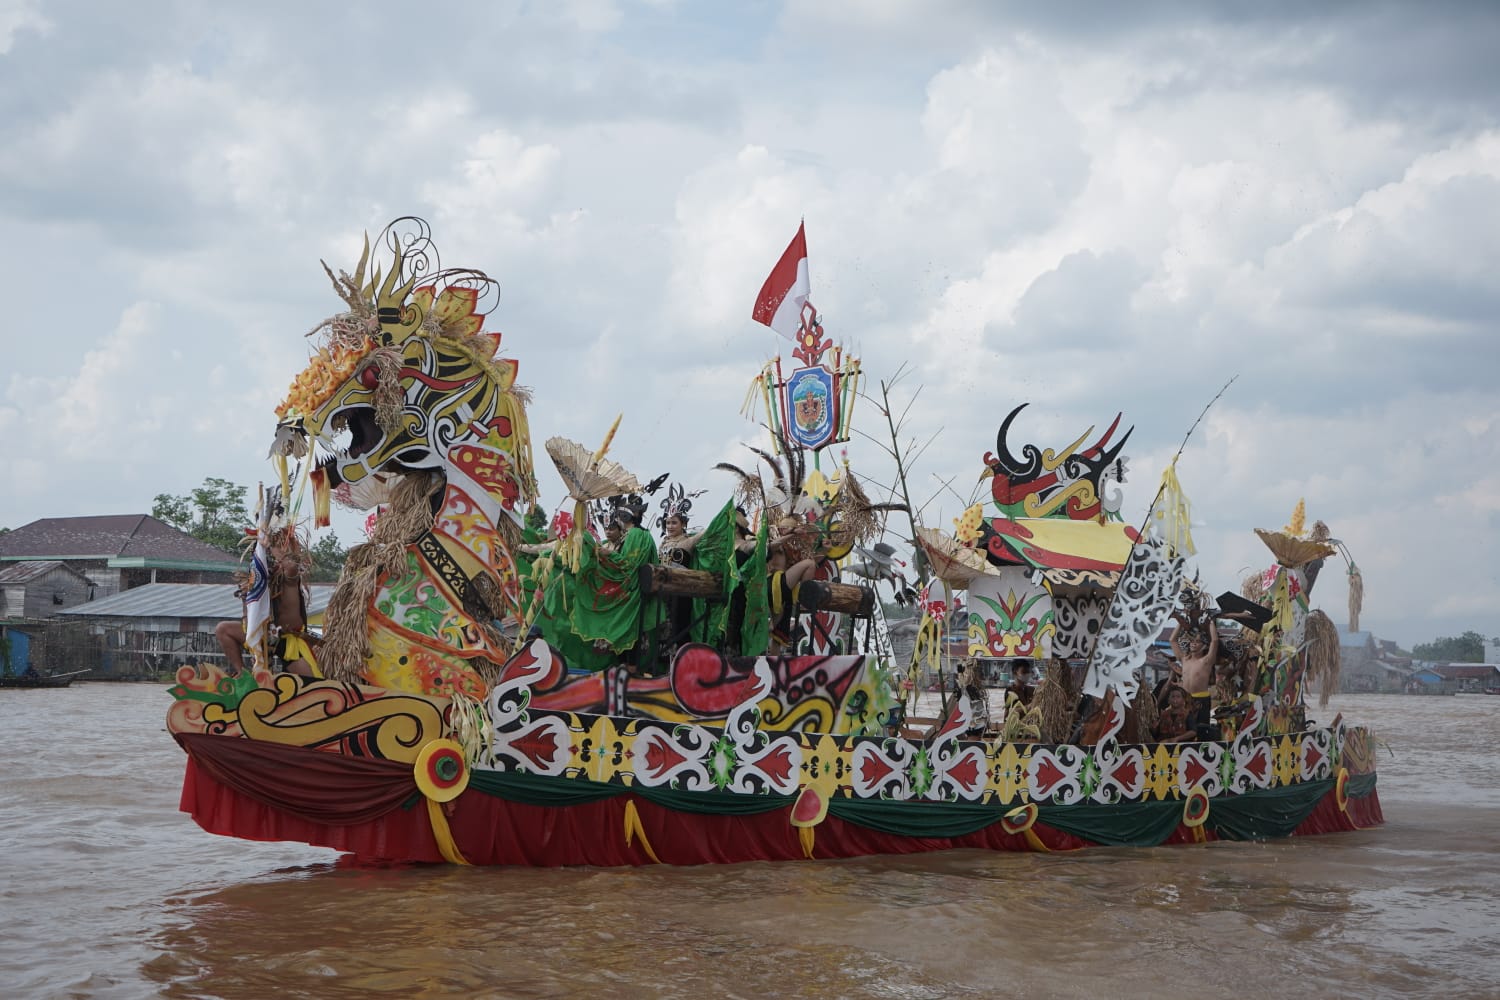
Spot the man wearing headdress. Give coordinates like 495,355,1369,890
213,525,319,677
611,506,657,566
1170,612,1218,739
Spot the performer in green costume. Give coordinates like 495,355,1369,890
692,504,769,656
539,507,663,672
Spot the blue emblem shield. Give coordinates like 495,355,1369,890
784,365,837,451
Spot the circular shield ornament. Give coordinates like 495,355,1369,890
1000,802,1039,835
1183,787,1211,829
415,739,470,802
1335,767,1350,813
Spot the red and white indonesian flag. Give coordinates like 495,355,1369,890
751,222,810,341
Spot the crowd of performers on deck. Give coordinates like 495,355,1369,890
514,495,845,675
216,498,1333,752
216,491,847,681
949,587,1322,747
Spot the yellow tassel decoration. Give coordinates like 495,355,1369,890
591,412,622,467
741,370,765,422
1023,829,1053,853
273,453,290,508
559,499,590,575
311,468,332,528
426,798,471,865
759,365,780,453
623,799,663,863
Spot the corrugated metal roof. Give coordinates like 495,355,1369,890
1435,664,1500,680
0,560,89,585
1337,628,1373,648
58,582,337,620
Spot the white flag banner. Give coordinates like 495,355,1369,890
243,488,273,671
1081,536,1184,701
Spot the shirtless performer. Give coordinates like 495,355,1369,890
213,534,320,678
214,612,250,676
270,564,319,678
1170,612,1218,739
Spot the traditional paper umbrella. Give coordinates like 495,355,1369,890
544,415,642,571
914,525,995,590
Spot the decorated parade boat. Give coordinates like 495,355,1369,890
167,220,1380,866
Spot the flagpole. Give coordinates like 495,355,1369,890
1077,375,1238,717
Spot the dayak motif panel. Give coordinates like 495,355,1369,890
1051,593,1110,659
167,660,1351,812
472,660,1345,811
966,567,1055,660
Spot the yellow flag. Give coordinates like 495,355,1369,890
1152,459,1196,558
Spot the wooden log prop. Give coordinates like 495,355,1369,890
640,565,875,617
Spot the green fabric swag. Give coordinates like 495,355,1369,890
829,796,1183,846
1346,772,1378,799
465,769,1348,845
827,796,1005,839
690,501,741,645
1205,778,1332,841
469,769,792,816
737,519,771,656
1037,798,1188,847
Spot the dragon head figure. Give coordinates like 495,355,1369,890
275,219,536,521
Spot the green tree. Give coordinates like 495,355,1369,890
1412,630,1486,663
310,532,348,583
152,477,250,553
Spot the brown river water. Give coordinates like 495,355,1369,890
2,686,1497,999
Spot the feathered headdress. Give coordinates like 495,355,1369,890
714,436,903,559
655,482,705,530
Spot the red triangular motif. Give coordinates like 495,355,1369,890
512,725,559,769
642,736,687,779
1245,746,1269,780
858,752,894,787
1110,757,1140,790
1034,756,1066,794
752,744,795,784
1183,754,1209,788
947,752,981,791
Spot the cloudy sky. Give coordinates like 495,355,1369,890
2,1,1496,647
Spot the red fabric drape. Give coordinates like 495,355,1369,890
1347,787,1384,828
176,732,416,826
182,756,445,860
1289,785,1384,835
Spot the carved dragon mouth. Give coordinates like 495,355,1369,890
330,406,383,461
313,405,386,490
